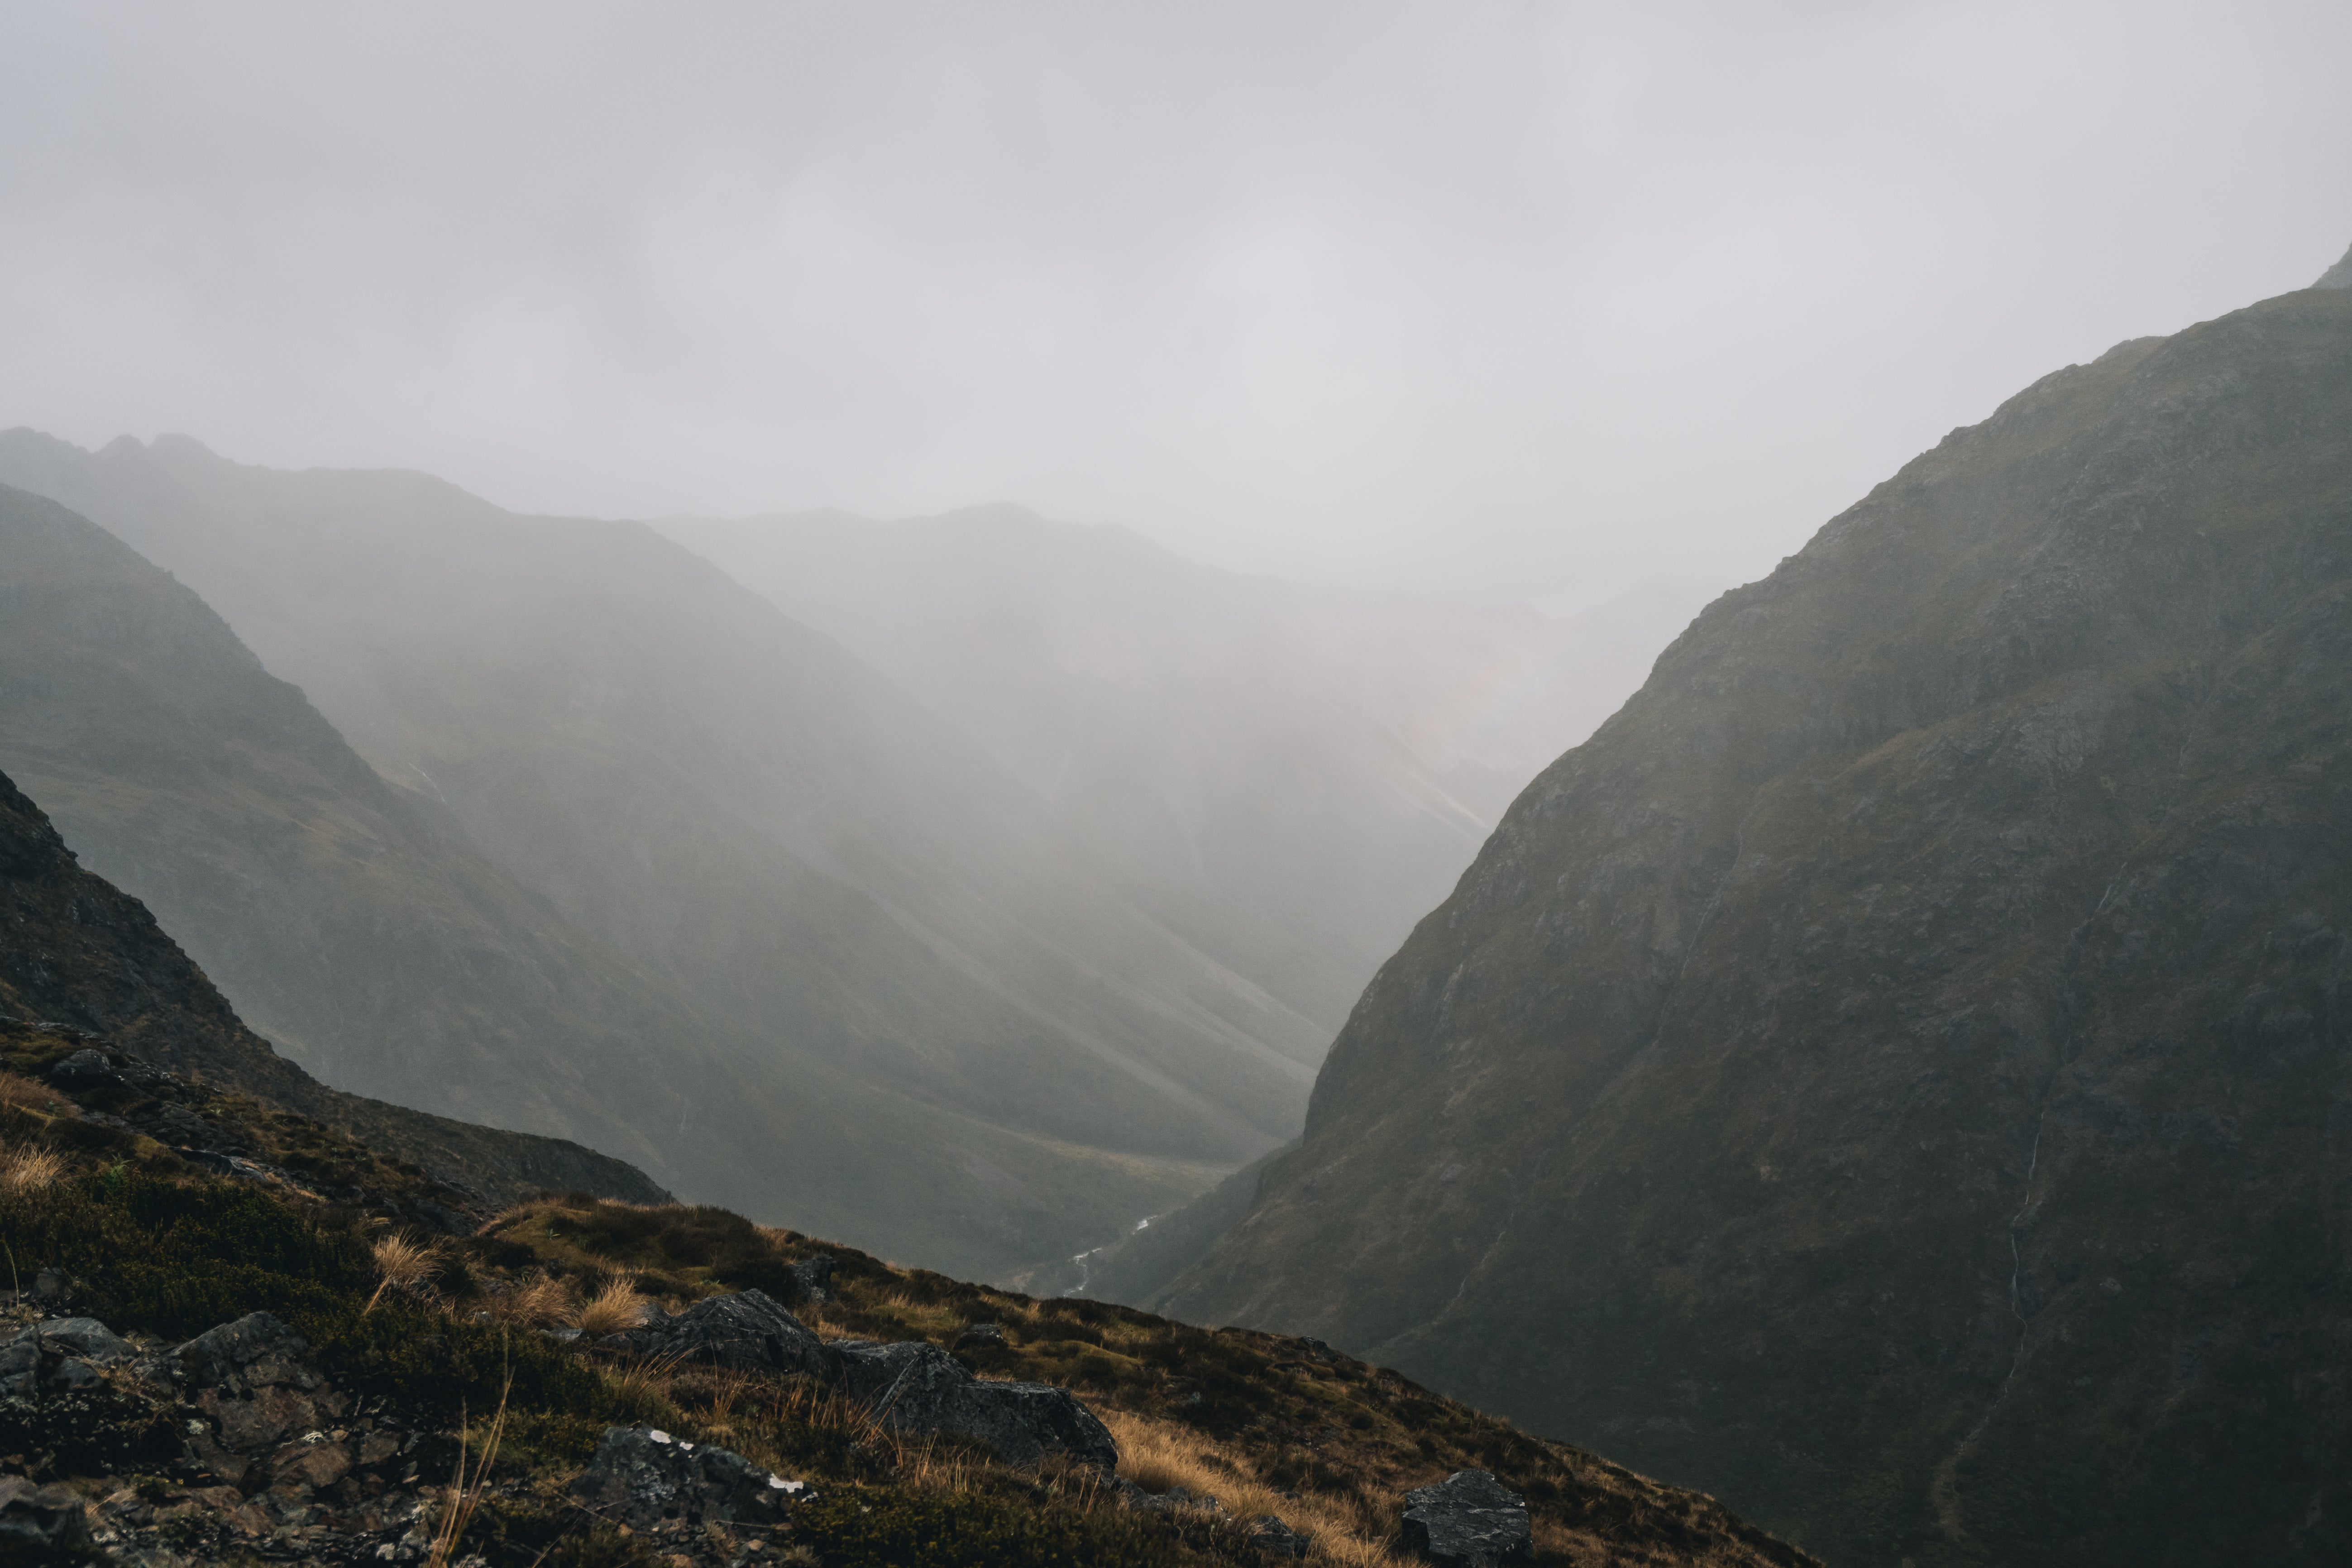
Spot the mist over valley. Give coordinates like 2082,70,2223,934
1,7,2347,1565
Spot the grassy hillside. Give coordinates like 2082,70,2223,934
1154,284,2352,1563
0,1014,1813,1568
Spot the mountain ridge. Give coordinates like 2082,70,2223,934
0,754,667,1205
1146,278,2352,1563
0,436,1321,1277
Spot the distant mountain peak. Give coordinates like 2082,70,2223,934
2318,240,2352,290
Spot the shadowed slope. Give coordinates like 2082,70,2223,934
0,757,666,1204
1158,282,2352,1564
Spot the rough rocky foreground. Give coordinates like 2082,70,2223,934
0,1295,1121,1567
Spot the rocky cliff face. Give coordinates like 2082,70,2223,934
1157,281,2352,1563
0,761,666,1205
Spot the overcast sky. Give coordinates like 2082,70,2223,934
4,1,2348,609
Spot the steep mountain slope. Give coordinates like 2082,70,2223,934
0,481,763,1177
0,484,1061,1242
662,506,1686,1031
0,440,1319,1276
0,760,664,1204
1156,278,2352,1563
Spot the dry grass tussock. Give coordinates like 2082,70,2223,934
480,1274,571,1329
481,1194,570,1231
0,1140,68,1197
574,1276,650,1337
0,1071,68,1116
1099,1407,1407,1568
425,1371,512,1568
364,1233,442,1314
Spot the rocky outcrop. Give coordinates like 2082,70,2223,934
569,1425,809,1539
612,1287,1119,1470
1401,1470,1532,1568
0,1309,458,1563
608,1287,834,1377
832,1338,1119,1468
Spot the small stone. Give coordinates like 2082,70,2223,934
1253,1513,1311,1558
789,1254,836,1305
951,1321,1007,1351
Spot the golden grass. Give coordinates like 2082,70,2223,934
480,1194,569,1232
364,1233,442,1314
426,1371,511,1568
1099,1407,1408,1568
480,1274,572,1329
574,1276,650,1338
0,1071,67,1117
0,1141,68,1196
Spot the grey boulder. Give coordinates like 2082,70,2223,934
0,1475,92,1563
788,1253,836,1305
0,1317,135,1396
832,1339,1118,1470
1253,1512,1311,1558
1401,1469,1532,1568
570,1425,809,1538
611,1287,832,1377
167,1312,349,1483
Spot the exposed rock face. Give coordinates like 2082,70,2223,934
0,1317,136,1392
569,1425,808,1538
1159,283,2352,1565
611,1287,834,1377
0,1475,94,1563
615,1288,1119,1470
4,1309,458,1563
1401,1470,1532,1568
832,1339,1119,1469
166,1313,349,1487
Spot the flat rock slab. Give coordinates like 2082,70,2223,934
1402,1469,1532,1568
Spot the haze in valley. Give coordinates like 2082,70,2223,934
0,2,2347,1286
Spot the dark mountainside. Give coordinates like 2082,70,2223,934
0,438,1324,1281
1151,277,2352,1563
0,762,661,1205
664,507,1684,1034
